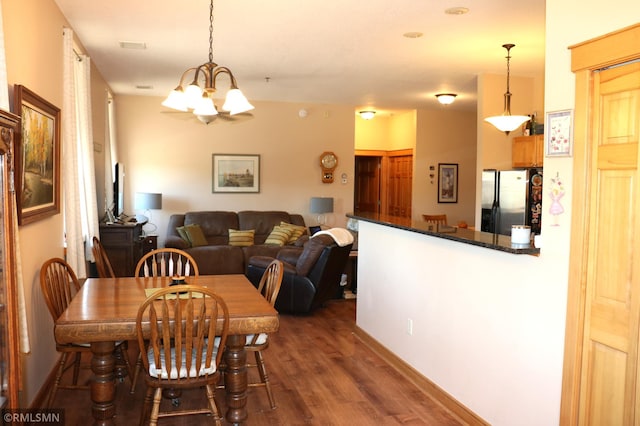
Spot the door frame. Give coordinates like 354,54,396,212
355,149,413,216
561,23,640,423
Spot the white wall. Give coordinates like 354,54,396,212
356,3,640,425
357,221,566,425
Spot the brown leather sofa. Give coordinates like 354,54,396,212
246,233,353,314
164,211,306,275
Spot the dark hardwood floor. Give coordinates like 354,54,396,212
50,299,464,425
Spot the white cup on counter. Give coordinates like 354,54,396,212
511,225,531,245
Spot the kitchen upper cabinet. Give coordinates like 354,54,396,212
512,135,544,168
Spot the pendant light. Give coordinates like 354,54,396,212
484,44,530,135
161,0,254,124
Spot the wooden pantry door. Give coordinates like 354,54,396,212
562,24,640,425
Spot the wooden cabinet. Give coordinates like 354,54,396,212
141,234,158,256
0,110,21,409
99,223,143,276
512,135,544,168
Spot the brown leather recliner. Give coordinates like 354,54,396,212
246,234,353,314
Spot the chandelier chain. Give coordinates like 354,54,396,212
505,46,512,94
208,0,214,63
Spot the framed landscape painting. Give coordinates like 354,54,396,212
212,154,260,193
437,163,458,203
14,85,61,225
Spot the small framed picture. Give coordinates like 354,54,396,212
545,109,573,157
212,154,260,193
438,163,458,203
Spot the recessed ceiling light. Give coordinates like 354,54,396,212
403,32,424,39
119,41,147,50
445,7,469,15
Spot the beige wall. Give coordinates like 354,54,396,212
3,0,73,406
114,96,355,246
414,108,477,226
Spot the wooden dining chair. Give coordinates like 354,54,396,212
92,236,115,278
131,248,200,393
244,259,283,409
134,248,199,278
136,285,229,425
422,214,448,225
39,258,133,407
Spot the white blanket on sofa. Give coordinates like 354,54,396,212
311,227,354,247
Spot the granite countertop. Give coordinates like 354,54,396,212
346,212,540,256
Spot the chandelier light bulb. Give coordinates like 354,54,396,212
160,0,253,124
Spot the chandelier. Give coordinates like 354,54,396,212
484,44,530,135
161,0,254,124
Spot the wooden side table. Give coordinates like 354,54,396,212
343,249,358,298
141,234,158,255
99,222,143,276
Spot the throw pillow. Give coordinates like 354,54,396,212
279,221,307,244
176,226,191,247
264,225,293,246
228,229,255,247
184,223,208,247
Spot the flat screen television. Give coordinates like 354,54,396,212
113,162,125,218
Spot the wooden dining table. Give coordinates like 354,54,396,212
54,274,279,425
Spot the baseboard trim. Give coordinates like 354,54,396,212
353,325,490,426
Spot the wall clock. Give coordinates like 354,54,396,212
320,151,338,183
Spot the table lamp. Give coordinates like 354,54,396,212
310,197,334,226
135,192,162,235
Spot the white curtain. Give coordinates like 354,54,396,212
104,94,116,215
0,0,29,354
62,28,100,277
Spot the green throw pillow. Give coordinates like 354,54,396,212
184,224,208,247
229,229,255,247
176,226,191,247
280,222,307,244
264,225,293,246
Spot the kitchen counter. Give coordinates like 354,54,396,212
346,212,539,255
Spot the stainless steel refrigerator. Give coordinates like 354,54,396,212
481,168,543,236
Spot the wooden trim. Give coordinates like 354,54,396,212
570,23,640,72
560,68,592,424
353,325,489,426
355,148,414,157
355,149,387,157
387,148,413,157
561,24,640,424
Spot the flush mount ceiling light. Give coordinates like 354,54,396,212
359,111,376,120
435,93,457,105
161,0,254,124
484,44,530,135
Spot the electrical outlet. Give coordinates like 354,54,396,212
407,318,413,335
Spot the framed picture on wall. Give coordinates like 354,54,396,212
437,163,458,203
545,109,573,157
212,154,260,193
13,85,61,225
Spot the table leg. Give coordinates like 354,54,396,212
224,334,248,424
90,341,116,425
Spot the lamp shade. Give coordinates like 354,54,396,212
484,115,530,133
135,192,163,210
310,197,334,214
